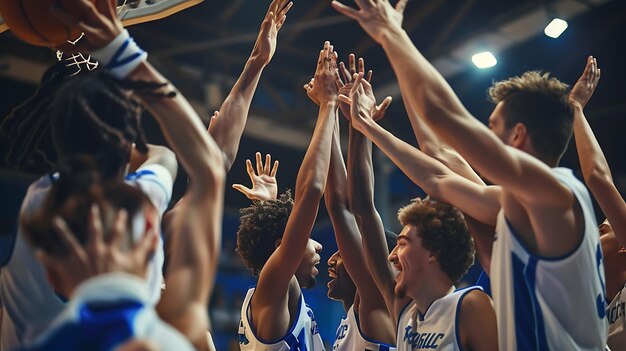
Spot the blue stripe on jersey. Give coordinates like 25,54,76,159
125,170,156,180
512,254,549,351
22,300,143,351
284,328,308,350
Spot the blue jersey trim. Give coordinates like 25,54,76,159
246,289,305,345
454,287,482,351
511,253,549,351
504,216,585,262
396,300,413,330
353,309,396,348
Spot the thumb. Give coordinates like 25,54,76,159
232,184,254,199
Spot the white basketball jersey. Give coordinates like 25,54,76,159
238,287,326,351
0,165,173,350
607,284,626,350
396,286,482,351
332,305,396,351
490,167,608,351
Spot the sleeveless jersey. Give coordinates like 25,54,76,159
332,305,395,351
607,284,626,350
396,286,482,351
490,167,608,350
0,165,173,350
238,287,325,351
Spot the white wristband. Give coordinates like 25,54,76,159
92,29,147,79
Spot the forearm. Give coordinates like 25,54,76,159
295,102,338,199
573,105,612,185
573,105,626,245
325,118,350,212
359,119,447,198
347,126,396,312
128,61,224,185
347,127,375,214
379,28,524,190
211,57,266,170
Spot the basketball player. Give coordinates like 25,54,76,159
235,41,339,351
333,0,608,348
341,73,497,351
570,57,626,350
304,56,396,350
18,0,225,349
1,34,176,351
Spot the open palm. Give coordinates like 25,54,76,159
233,152,279,201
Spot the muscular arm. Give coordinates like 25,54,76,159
574,106,626,244
207,0,292,171
570,58,626,246
347,125,409,324
251,42,337,339
128,62,226,351
325,119,395,343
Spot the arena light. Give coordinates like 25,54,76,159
544,18,568,38
471,52,497,69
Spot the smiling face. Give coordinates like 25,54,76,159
295,238,323,289
327,251,356,302
388,225,431,299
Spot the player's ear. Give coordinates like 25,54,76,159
274,238,282,248
510,122,527,149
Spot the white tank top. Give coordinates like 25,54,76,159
490,167,608,350
238,287,325,351
332,305,396,351
396,286,482,351
607,284,626,350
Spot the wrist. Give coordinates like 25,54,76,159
380,26,408,49
570,100,585,113
92,29,147,79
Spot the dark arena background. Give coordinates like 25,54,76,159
1,1,625,349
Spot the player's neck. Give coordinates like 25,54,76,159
409,275,454,315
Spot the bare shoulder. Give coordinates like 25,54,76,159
459,288,498,351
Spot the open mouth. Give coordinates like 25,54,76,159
328,268,337,279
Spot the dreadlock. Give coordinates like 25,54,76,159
0,56,175,176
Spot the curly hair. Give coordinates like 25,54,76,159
397,197,474,283
488,70,573,163
236,190,294,276
22,157,150,257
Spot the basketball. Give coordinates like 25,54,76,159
0,0,98,47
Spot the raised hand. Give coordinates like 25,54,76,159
336,54,373,119
331,0,408,44
569,56,601,110
51,0,122,52
306,41,339,104
250,0,293,67
37,204,158,291
339,72,392,131
233,152,280,201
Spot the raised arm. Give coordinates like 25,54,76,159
323,114,395,342
343,75,407,324
571,57,626,245
253,41,337,315
332,0,572,210
209,0,292,171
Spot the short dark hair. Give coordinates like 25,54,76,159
236,191,294,276
397,197,474,282
488,71,573,163
22,157,150,256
